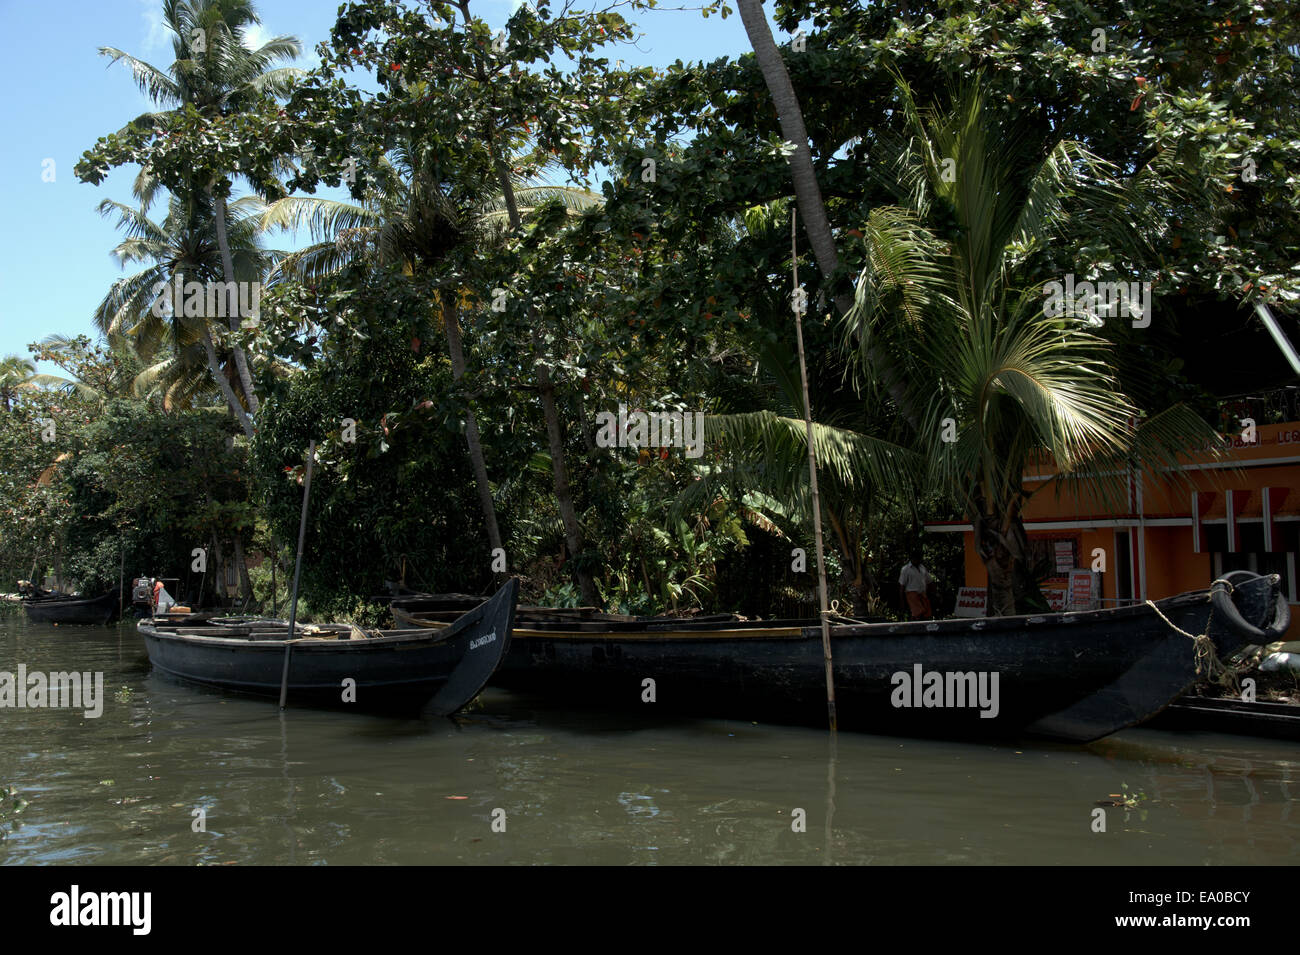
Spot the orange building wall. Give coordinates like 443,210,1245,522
934,422,1298,640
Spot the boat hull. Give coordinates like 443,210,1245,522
1146,695,1300,741
396,575,1285,741
141,580,516,715
22,592,119,626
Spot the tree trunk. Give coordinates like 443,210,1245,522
973,495,1039,617
455,0,596,602
736,0,918,428
983,538,1017,618
198,323,255,439
210,190,260,417
503,170,597,602
211,536,227,608
441,294,504,558
232,529,253,607
534,333,599,605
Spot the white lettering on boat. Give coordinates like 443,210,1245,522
469,632,497,650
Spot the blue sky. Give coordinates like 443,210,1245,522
0,0,772,372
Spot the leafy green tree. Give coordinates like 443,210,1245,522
61,399,252,603
260,147,601,562
267,0,662,604
79,0,303,437
251,263,492,613
0,387,82,590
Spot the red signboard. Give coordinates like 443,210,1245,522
1069,570,1096,611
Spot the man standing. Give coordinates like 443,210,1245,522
899,549,935,620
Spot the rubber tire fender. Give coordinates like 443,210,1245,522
1210,571,1290,642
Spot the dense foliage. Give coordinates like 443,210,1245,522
2,0,1291,620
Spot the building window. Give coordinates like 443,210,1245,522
1209,522,1298,603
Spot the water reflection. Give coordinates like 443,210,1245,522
0,616,1296,864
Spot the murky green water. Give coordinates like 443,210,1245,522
1,614,1297,865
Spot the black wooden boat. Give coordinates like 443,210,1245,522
22,591,119,626
1146,694,1300,741
140,579,516,714
391,572,1289,742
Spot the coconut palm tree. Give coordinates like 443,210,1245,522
0,356,36,411
93,194,278,425
843,77,1219,615
736,0,916,426
100,0,302,430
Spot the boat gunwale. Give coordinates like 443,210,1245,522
138,622,464,649
395,587,1219,641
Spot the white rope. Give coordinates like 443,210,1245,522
1145,580,1240,689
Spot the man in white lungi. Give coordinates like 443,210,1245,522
898,550,935,620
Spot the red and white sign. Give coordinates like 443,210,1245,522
954,587,986,617
1068,570,1097,611
1054,541,1074,573
954,586,1069,615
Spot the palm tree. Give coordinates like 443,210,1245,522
261,146,602,572
93,194,277,427
100,0,302,431
843,78,1218,615
0,356,36,411
736,0,916,425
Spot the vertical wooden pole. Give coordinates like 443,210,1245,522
792,209,837,731
280,441,317,709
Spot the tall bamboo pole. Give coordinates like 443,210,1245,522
279,441,317,709
792,209,837,731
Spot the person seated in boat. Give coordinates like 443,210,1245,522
150,578,177,615
899,550,935,620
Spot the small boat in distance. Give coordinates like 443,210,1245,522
141,579,516,715
22,591,119,626
392,572,1289,743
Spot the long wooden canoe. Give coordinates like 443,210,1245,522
22,592,119,626
140,579,516,715
391,572,1289,742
